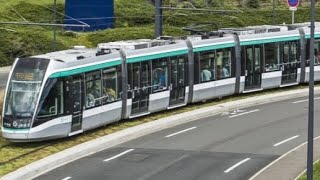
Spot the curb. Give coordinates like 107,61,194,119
250,137,320,180
1,87,320,180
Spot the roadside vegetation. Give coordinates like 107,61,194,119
1,0,320,177
0,0,319,66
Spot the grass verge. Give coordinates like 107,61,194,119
0,83,319,177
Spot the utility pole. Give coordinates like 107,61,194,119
53,0,57,51
307,0,315,179
272,0,275,25
155,0,163,38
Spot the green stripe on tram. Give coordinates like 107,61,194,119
240,36,300,46
193,42,235,53
126,49,188,63
305,33,320,39
50,60,121,78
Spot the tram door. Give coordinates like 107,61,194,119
71,76,83,132
169,55,187,106
130,62,150,115
281,42,298,85
244,46,262,90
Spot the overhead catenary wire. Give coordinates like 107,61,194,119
4,0,28,22
34,0,90,27
0,0,89,28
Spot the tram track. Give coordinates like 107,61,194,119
0,144,51,166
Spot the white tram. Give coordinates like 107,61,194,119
2,24,320,141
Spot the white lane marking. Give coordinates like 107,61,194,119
292,97,320,104
273,135,299,147
228,109,260,118
224,158,251,173
249,136,320,180
165,127,197,138
62,177,71,180
103,149,134,162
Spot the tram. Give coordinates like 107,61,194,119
2,23,320,141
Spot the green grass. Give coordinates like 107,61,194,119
0,83,317,177
298,161,320,180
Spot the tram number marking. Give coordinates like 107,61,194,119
60,117,70,123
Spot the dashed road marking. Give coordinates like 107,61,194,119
273,135,299,147
229,109,260,118
224,158,251,173
165,127,197,138
61,177,71,180
103,149,135,162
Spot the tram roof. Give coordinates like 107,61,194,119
33,47,98,63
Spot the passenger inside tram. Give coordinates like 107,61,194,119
86,82,100,107
103,80,116,102
152,68,167,91
315,48,320,64
217,65,229,79
201,65,212,82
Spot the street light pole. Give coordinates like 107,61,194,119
155,0,163,38
53,0,57,51
272,0,275,25
307,0,315,179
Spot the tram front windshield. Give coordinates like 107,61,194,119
3,58,49,128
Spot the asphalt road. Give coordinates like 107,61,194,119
34,95,320,180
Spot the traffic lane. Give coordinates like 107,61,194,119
35,147,277,180
206,97,320,155
34,95,319,180
119,96,320,155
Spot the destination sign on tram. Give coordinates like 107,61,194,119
14,72,34,81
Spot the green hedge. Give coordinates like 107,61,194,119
0,1,319,66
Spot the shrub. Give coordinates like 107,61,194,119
246,0,261,8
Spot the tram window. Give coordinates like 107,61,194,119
199,51,215,82
315,41,320,65
102,66,121,104
282,41,299,64
216,49,231,80
128,61,151,94
37,79,64,118
282,43,290,63
85,70,102,108
152,58,168,93
264,43,280,72
289,42,298,62
306,40,320,66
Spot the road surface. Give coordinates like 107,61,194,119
34,95,320,180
